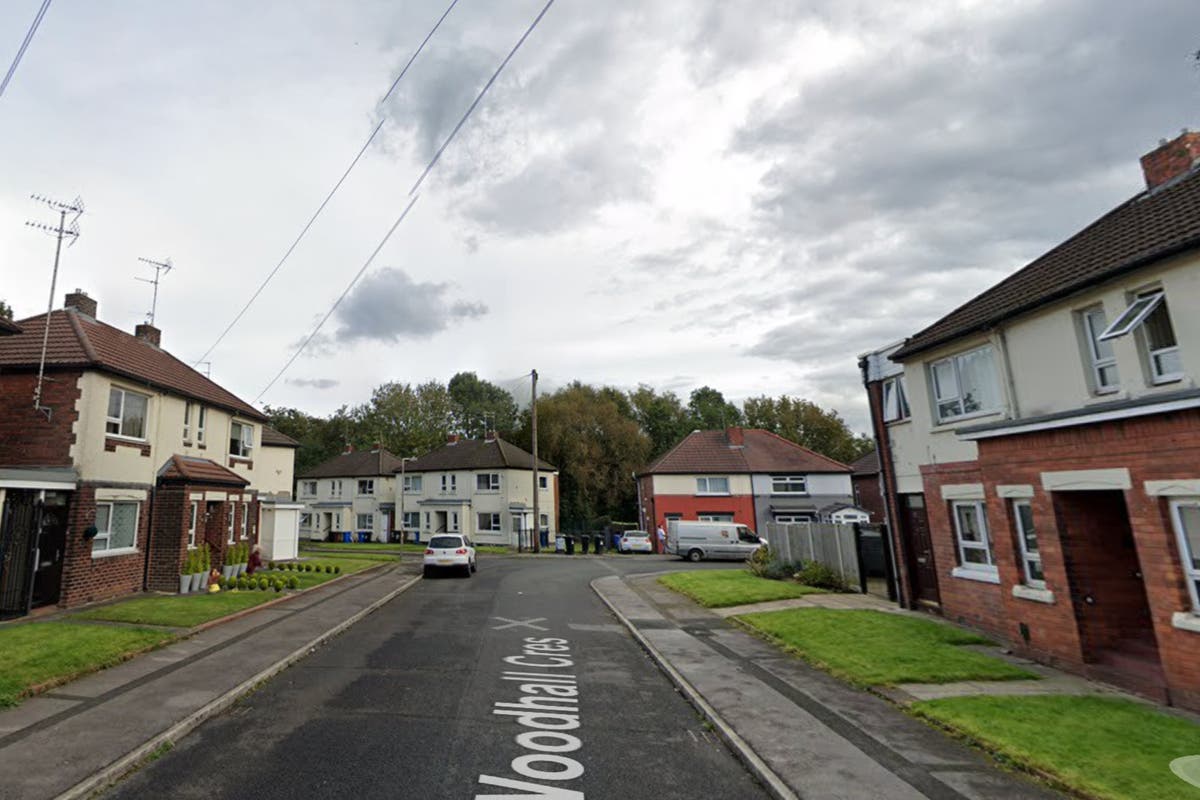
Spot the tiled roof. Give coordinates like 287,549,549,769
850,449,879,476
299,447,408,479
261,426,300,448
892,166,1200,360
401,437,557,473
0,308,265,421
0,317,21,335
157,455,249,487
642,429,850,475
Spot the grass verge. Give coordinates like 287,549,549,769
735,608,1036,686
912,695,1200,800
658,570,825,608
73,592,277,628
300,542,404,553
0,622,175,707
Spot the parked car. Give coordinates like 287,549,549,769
423,534,477,578
619,530,653,553
667,520,764,562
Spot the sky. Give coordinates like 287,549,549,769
2,0,1198,434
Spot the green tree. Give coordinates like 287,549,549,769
687,386,742,430
262,405,354,475
447,371,519,438
628,384,690,459
0,299,12,320
353,380,453,457
743,395,873,464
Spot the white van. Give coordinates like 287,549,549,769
667,520,764,562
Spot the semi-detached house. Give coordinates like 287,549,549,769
0,290,296,618
861,130,1200,710
297,445,404,542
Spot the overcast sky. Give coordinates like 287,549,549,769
2,0,1197,433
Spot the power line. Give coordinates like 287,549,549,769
1,0,53,100
254,195,421,402
194,0,461,366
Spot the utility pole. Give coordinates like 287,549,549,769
135,256,173,325
531,369,539,554
25,194,83,416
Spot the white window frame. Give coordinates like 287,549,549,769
930,346,1002,423
1012,500,1044,588
1098,291,1182,384
1080,307,1119,394
952,500,995,573
882,375,911,422
771,475,808,494
183,402,193,442
241,502,249,539
696,476,730,495
698,513,735,522
357,512,374,531
450,512,460,532
357,479,375,496
230,421,254,459
105,387,149,440
300,512,313,528
301,480,317,496
1170,499,1200,615
539,476,549,489
196,406,207,444
403,475,422,492
774,513,815,524
331,479,343,498
187,501,198,548
441,474,457,493
478,512,501,531
92,500,140,555
227,505,236,544
476,473,500,492
402,511,420,531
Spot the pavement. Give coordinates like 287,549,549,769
593,571,1067,800
0,561,422,800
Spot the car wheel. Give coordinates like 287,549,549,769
686,549,703,563
470,559,477,573
462,564,472,578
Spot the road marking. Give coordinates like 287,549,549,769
492,616,549,631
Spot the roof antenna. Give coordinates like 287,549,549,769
26,193,84,419
135,256,173,325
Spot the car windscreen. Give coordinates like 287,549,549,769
429,536,463,549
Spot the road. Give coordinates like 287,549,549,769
104,555,770,799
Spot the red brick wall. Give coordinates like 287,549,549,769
59,484,150,607
147,485,190,592
647,493,758,529
852,472,885,522
0,370,81,466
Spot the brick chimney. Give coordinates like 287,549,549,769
726,426,745,447
64,289,97,318
343,443,354,454
1140,130,1200,191
134,323,161,347
484,430,497,442
447,434,460,445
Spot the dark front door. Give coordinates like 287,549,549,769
31,491,71,608
0,490,42,619
900,494,940,606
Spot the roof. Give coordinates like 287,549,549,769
401,437,557,473
0,308,265,421
299,447,407,479
157,455,249,487
850,450,880,476
641,429,851,475
0,317,22,335
892,165,1200,360
261,426,300,448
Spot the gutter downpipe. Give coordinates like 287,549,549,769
993,326,1021,421
859,354,906,608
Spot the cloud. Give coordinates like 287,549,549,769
331,267,488,343
286,377,340,390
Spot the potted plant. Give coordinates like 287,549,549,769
180,551,194,594
238,543,249,576
194,547,210,592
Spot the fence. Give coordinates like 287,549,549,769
764,521,862,592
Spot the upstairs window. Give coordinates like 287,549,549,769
357,479,375,495
441,474,457,493
183,402,194,441
1170,500,1200,614
771,475,808,494
695,476,730,495
476,473,500,492
196,406,207,444
403,475,422,492
331,479,343,498
539,476,549,489
1100,290,1183,384
301,480,317,496
106,387,149,439
930,346,1002,423
230,422,253,459
882,375,910,422
1080,307,1119,393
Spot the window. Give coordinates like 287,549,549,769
402,511,420,531
539,513,549,531
771,475,808,494
696,476,730,495
1099,291,1182,384
227,505,236,543
357,479,375,495
1013,500,1044,587
882,375,911,422
105,387,149,439
477,473,500,492
230,422,253,459
539,476,549,489
187,502,198,548
424,512,431,528
478,513,501,531
241,503,250,539
403,475,422,492
357,513,374,531
952,501,995,572
301,480,317,496
450,512,459,532
333,512,342,530
737,526,760,543
93,501,139,554
183,402,193,441
930,346,1002,422
331,480,343,498
441,474,457,493
1170,500,1200,614
698,513,735,522
196,406,207,444
300,513,313,528
774,513,814,524
1080,308,1119,393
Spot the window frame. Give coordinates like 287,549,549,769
539,475,549,489
356,512,374,531
300,512,313,528
357,479,375,496
697,512,735,522
770,475,808,495
477,512,501,531
1080,307,1120,394
105,387,150,440
331,479,343,498
774,513,815,524
695,476,730,495
183,401,193,442
1098,292,1164,341
1169,499,1200,615
196,406,207,444
403,475,422,492
951,500,996,574
230,421,254,459
227,505,237,544
92,500,140,555
476,473,500,492
882,375,911,422
241,502,250,539
1098,291,1183,385
1012,500,1045,588
441,474,457,493
187,501,198,549
930,346,1002,424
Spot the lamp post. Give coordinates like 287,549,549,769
399,456,417,543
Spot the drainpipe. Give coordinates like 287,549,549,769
993,326,1021,420
859,354,906,607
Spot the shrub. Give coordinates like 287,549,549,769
796,561,849,592
333,566,341,574
273,581,283,593
746,547,772,577
746,548,801,581
304,563,313,573
324,565,333,574
237,577,248,590
268,560,276,571
257,577,269,590
288,576,299,590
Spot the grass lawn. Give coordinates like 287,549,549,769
299,542,404,553
0,622,175,706
658,570,826,608
736,608,1036,686
73,591,276,627
912,695,1200,800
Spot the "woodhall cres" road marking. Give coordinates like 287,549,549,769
476,636,585,799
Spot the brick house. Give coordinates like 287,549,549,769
860,131,1200,709
636,427,853,549
297,444,406,543
850,450,884,523
0,290,294,618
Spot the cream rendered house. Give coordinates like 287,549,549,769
297,446,402,542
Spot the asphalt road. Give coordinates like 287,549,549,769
103,555,770,799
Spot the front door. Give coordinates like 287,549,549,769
900,494,940,606
31,491,70,608
0,490,42,619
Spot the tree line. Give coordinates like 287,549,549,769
265,372,873,531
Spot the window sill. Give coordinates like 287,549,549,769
1172,612,1200,634
770,492,810,497
230,456,252,463
932,409,1004,431
92,547,139,559
1012,584,1055,604
884,417,911,426
106,433,149,444
695,493,732,497
951,566,1000,584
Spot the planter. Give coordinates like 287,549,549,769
192,572,206,592
238,563,247,576
179,575,191,594
222,565,235,580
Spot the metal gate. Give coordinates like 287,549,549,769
0,490,41,619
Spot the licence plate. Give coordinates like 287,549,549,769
438,559,453,565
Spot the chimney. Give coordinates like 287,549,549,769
447,434,460,445
343,443,354,454
1140,129,1200,191
64,289,97,318
134,323,161,347
484,430,497,442
726,426,745,447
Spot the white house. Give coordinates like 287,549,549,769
297,445,402,542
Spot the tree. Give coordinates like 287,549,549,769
743,395,873,464
262,404,354,475
628,385,690,459
352,381,454,457
0,299,12,320
447,371,519,438
687,386,742,431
